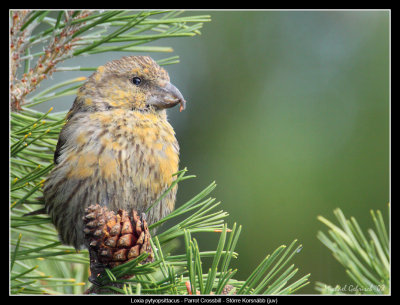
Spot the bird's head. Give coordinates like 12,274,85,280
72,56,186,117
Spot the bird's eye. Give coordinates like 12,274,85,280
131,77,142,86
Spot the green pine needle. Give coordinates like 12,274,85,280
317,207,390,294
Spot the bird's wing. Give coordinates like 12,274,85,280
54,132,66,165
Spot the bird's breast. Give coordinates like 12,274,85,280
94,110,179,194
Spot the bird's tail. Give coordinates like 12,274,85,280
24,207,47,216
23,196,46,216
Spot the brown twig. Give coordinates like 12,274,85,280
10,10,93,111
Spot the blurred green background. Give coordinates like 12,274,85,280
34,10,390,293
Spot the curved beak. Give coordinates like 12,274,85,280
147,82,186,112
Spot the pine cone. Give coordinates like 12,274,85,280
83,204,154,283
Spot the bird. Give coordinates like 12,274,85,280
41,56,186,250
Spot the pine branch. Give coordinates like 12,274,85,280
316,206,390,294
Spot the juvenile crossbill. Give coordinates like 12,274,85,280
42,56,186,250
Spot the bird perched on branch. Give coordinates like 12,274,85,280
42,56,186,250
